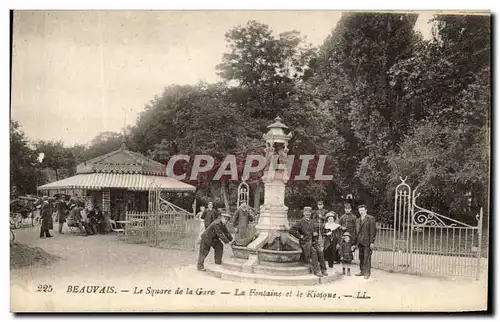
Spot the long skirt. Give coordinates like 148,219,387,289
323,236,339,266
195,221,205,245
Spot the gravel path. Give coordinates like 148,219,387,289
10,224,488,312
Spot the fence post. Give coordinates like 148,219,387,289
125,211,129,243
393,189,397,271
408,189,415,270
476,207,483,280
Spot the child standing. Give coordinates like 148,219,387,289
337,231,355,275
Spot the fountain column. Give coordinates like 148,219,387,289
208,117,342,285
231,117,301,260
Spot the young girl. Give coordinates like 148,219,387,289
323,212,341,268
337,231,355,275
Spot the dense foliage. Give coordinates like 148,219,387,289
10,121,41,195
11,13,490,222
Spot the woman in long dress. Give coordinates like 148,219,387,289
232,201,256,246
323,212,341,267
195,206,206,244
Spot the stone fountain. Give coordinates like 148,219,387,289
205,117,342,285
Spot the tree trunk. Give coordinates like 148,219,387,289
253,182,262,211
209,182,221,203
54,168,59,181
220,181,231,214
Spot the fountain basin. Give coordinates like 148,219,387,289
231,245,257,260
258,248,302,263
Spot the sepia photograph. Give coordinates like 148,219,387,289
9,9,490,312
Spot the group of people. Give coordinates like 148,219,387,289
38,196,105,238
290,201,377,279
194,201,256,271
193,199,377,279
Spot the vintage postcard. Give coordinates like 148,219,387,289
10,10,490,312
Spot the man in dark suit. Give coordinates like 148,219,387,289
201,201,219,229
197,213,233,271
56,198,68,234
39,197,53,238
289,207,328,277
354,204,377,279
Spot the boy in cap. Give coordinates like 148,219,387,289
337,231,355,275
197,213,233,271
289,206,328,277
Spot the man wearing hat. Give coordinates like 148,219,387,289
339,203,357,238
39,196,53,238
289,206,328,278
197,213,233,271
56,197,69,234
354,204,377,279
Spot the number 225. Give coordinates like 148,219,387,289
37,284,53,292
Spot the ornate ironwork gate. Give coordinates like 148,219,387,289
232,180,259,237
124,183,198,251
372,177,484,279
237,181,250,208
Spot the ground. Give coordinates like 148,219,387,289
10,224,488,312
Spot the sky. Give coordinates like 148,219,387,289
11,11,434,147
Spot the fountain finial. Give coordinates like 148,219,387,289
263,116,292,144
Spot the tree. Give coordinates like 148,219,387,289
131,85,203,155
139,83,263,213
82,131,124,161
311,12,420,213
69,144,87,165
389,15,489,127
216,21,344,208
128,21,346,212
388,14,490,219
217,20,316,119
34,140,76,180
10,120,41,195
